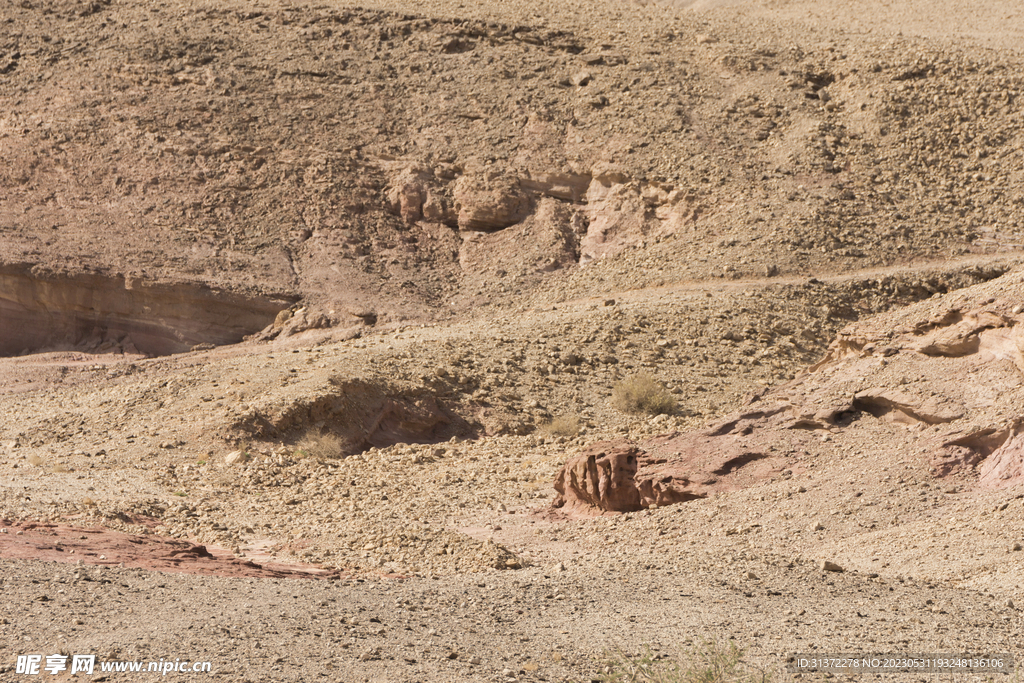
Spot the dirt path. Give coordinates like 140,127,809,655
578,252,1024,302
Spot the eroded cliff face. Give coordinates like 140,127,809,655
0,265,295,356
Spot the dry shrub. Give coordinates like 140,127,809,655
539,415,581,437
293,430,347,460
612,373,676,415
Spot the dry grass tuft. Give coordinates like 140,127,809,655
539,415,581,437
293,430,348,460
612,373,677,415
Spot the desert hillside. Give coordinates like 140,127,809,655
2,0,1024,681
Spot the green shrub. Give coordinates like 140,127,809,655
612,373,677,415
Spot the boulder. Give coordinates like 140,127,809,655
453,173,532,231
386,165,433,225
224,450,248,466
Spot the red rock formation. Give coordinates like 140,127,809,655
552,414,793,516
553,439,642,513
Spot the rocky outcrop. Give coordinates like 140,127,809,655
578,166,703,264
517,170,591,203
915,310,1013,357
579,176,654,264
384,162,703,270
386,164,458,227
458,198,580,277
453,173,534,232
234,377,469,454
387,165,432,225
553,417,790,515
554,271,1024,514
553,439,643,513
251,306,365,344
977,425,1024,488
790,295,1024,484
851,388,964,425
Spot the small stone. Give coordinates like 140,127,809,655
469,656,482,666
1012,542,1022,552
603,299,616,307
553,562,565,572
745,571,759,580
1007,599,1016,609
820,560,844,573
571,71,592,87
810,522,824,531
524,662,539,672
224,450,248,466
